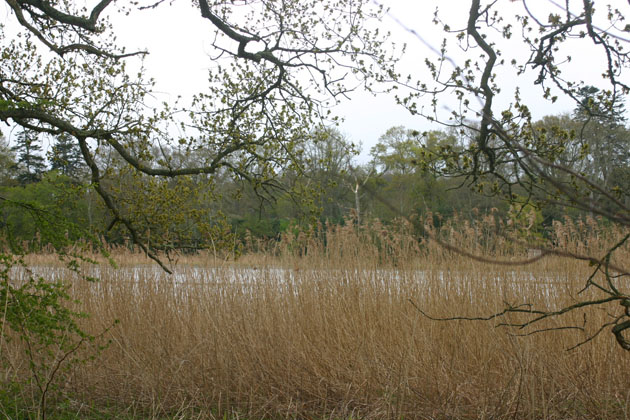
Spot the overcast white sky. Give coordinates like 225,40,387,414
2,0,624,161
111,0,618,160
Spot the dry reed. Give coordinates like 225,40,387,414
5,216,630,419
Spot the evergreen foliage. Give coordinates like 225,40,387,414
11,129,46,185
49,134,86,180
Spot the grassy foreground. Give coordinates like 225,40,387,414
3,216,630,419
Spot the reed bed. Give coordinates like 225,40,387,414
5,216,630,419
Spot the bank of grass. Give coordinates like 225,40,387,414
5,215,630,419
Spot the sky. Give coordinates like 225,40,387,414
2,0,625,162
109,0,621,160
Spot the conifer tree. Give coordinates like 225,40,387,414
49,133,86,180
573,87,630,189
11,129,46,185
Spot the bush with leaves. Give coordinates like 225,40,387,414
0,198,113,419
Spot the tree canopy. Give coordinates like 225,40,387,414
0,0,397,269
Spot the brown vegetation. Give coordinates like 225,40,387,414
6,216,630,419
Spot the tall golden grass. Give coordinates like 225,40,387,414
5,215,630,419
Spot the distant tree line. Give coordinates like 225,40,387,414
1,87,628,250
